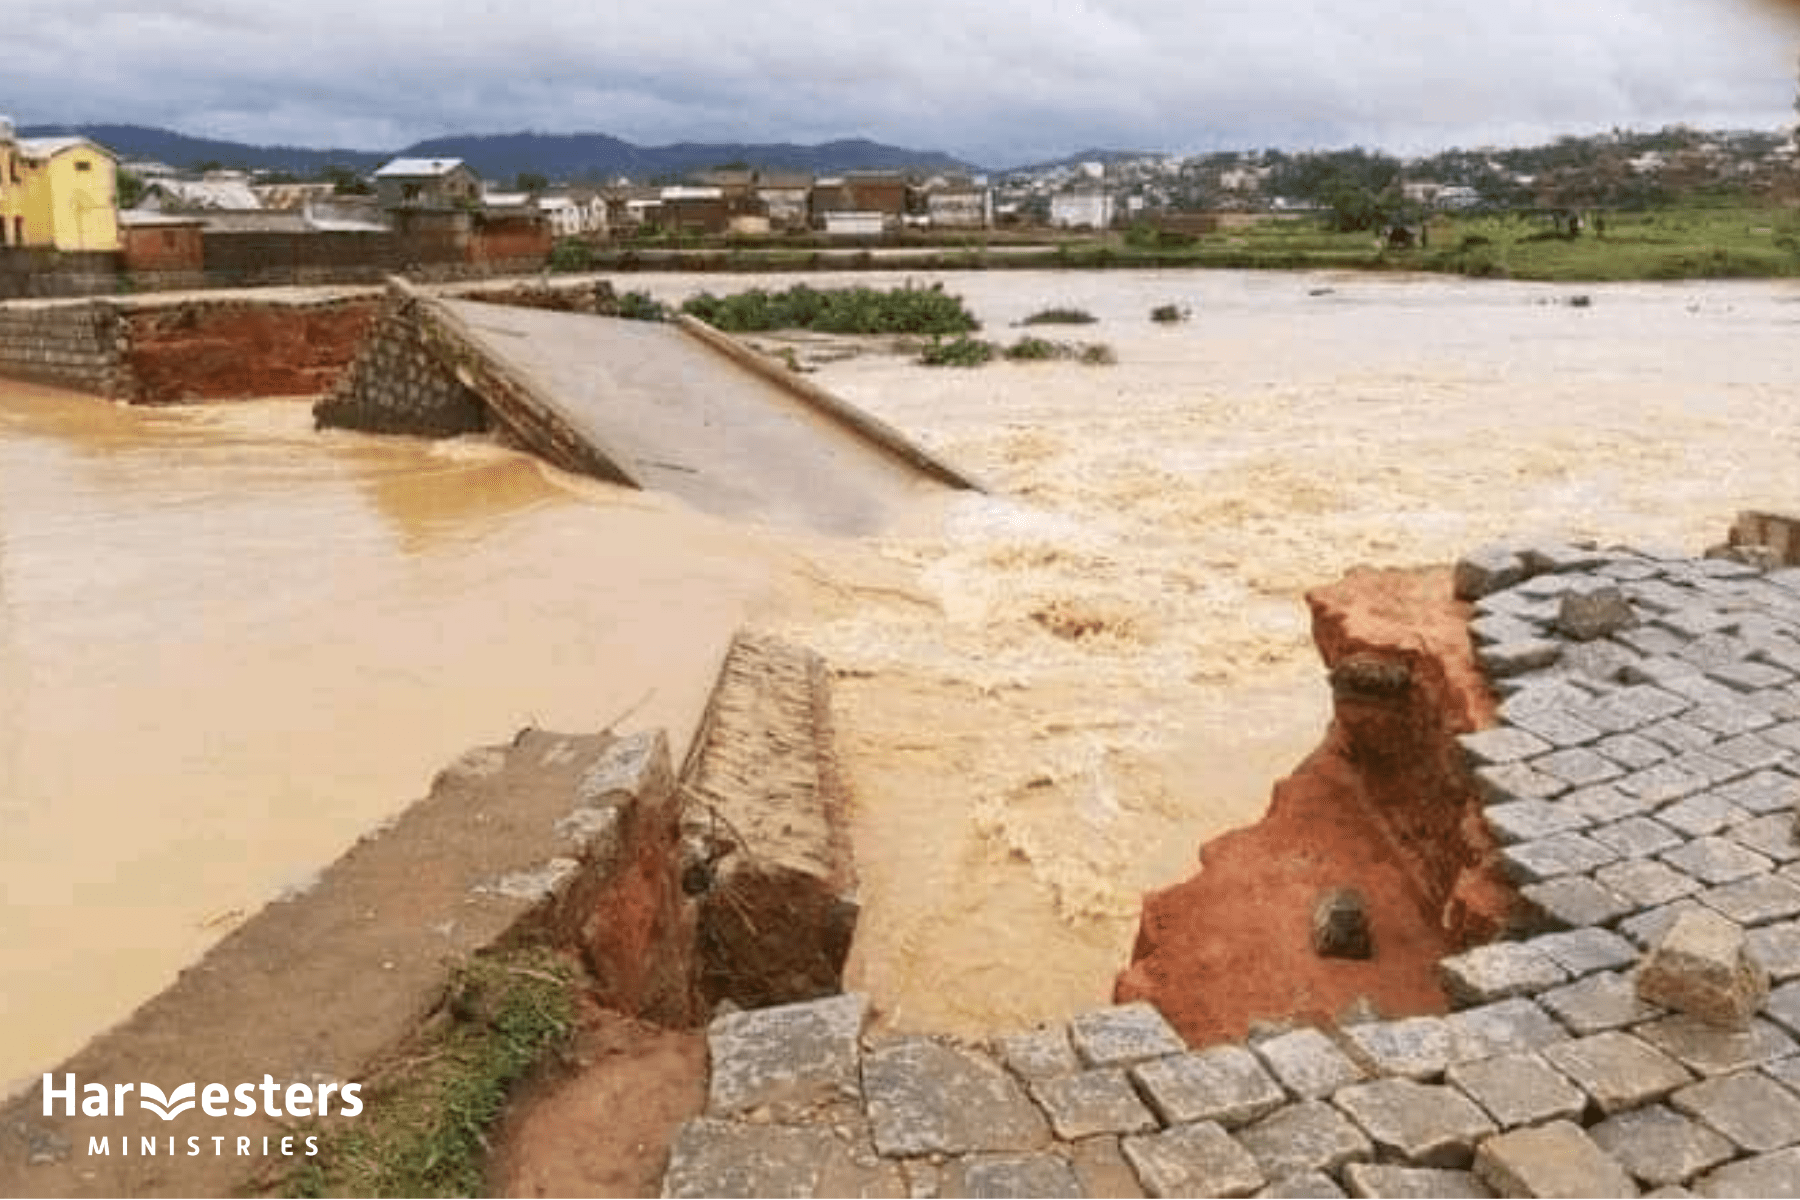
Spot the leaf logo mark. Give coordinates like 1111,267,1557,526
139,1082,196,1120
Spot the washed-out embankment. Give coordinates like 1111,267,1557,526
0,279,1547,1193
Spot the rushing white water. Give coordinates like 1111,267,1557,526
3,269,1798,1088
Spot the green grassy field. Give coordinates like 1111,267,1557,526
574,201,1800,281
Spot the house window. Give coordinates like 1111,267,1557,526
12,216,21,244
75,160,92,172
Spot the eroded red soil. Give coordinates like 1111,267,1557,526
1117,565,1524,1046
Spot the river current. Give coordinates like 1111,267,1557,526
4,269,1797,1090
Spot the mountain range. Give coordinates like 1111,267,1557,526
15,123,980,182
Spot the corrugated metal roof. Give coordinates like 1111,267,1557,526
18,136,112,160
374,157,467,178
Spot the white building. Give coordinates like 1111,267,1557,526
1050,190,1114,229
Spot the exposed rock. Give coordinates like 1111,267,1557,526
1313,888,1373,959
1637,909,1771,1029
1472,1120,1639,1198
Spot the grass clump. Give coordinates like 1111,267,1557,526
1080,343,1118,366
288,948,577,1198
1020,306,1097,325
681,282,979,336
616,290,668,321
1004,336,1062,361
1150,304,1188,323
918,334,998,367
547,239,593,273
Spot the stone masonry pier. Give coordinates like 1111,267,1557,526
662,538,1800,1198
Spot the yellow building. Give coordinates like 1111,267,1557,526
0,121,120,252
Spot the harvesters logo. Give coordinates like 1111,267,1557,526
42,1074,363,1158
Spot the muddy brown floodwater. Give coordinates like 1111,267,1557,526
4,269,1799,1091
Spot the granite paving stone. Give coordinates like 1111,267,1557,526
1506,705,1605,748
1472,1120,1640,1200
1705,732,1789,773
1616,761,1712,805
1438,942,1569,1005
1235,1101,1372,1180
1757,720,1800,753
1686,701,1778,738
1459,726,1555,766
1662,837,1774,885
1637,907,1773,1027
1130,1046,1287,1129
1029,1068,1160,1139
1482,800,1591,845
1475,762,1572,805
1707,660,1794,693
1726,813,1800,863
706,992,867,1119
1698,874,1800,926
1747,921,1800,982
1444,998,1570,1062
1470,612,1545,647
1526,926,1640,976
1656,607,1739,639
1251,1028,1366,1100
1534,745,1628,787
661,1119,846,1199
1500,832,1620,884
1521,543,1611,575
1713,769,1800,816
1561,638,1644,685
1478,639,1564,679
1454,545,1528,600
1257,1170,1348,1198
1338,1163,1492,1198
1563,782,1655,824
1764,981,1800,1039
1589,1103,1737,1189
1640,719,1720,756
1677,634,1758,674
994,1024,1081,1082
1522,876,1636,930
1621,900,1708,949
1339,1017,1453,1081
1067,1136,1144,1200
1617,625,1690,656
1444,1051,1587,1128
1501,679,1605,720
1636,1016,1797,1076
1767,1054,1800,1093
862,1036,1051,1157
1689,1146,1800,1197
1591,816,1687,859
1659,797,1756,840
958,1152,1084,1198
1672,1069,1800,1152
1598,860,1704,910
1332,1079,1496,1168
1539,971,1667,1035
1542,1031,1695,1113
1595,732,1675,770
1068,1002,1187,1067
1120,1121,1265,1199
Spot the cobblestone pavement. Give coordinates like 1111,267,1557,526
661,542,1800,1198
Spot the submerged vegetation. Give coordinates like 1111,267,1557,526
918,333,1116,368
1020,306,1098,325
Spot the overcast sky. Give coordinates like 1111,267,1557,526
7,0,1799,165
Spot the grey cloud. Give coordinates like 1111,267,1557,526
4,0,1796,164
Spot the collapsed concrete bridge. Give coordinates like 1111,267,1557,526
315,278,983,535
